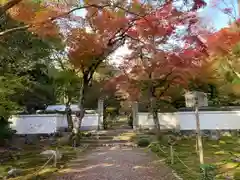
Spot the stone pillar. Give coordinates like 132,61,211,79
132,101,138,130
98,98,104,130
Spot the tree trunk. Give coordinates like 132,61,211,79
150,96,161,136
65,102,72,131
63,88,72,131
71,78,88,147
148,75,160,135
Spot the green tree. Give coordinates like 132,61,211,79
0,74,27,144
16,63,57,113
0,14,59,142
0,13,60,113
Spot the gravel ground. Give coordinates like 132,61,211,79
51,146,178,180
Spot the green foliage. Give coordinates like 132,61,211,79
0,16,58,113
15,63,57,113
49,67,80,105
103,106,119,130
200,164,217,180
81,132,92,137
0,14,60,142
103,119,108,130
0,118,16,145
137,138,150,147
0,74,28,118
103,117,111,130
105,107,118,118
0,13,63,113
0,76,18,144
84,81,103,109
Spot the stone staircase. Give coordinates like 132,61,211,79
80,120,136,147
110,119,132,130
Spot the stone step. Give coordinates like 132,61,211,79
111,122,129,126
111,125,132,129
89,135,133,140
86,135,116,140
82,142,137,148
111,122,130,125
87,129,135,136
111,122,129,125
113,120,128,123
80,139,129,144
111,124,129,127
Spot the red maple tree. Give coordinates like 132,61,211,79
104,1,208,132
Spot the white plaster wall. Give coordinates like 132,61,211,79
178,111,240,130
81,114,99,127
137,111,240,130
9,114,59,134
9,113,100,134
56,115,68,128
57,114,99,129
137,112,179,129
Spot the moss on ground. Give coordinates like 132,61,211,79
149,135,240,180
0,144,79,180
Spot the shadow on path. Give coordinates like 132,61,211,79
51,146,178,180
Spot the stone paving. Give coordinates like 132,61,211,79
51,145,178,180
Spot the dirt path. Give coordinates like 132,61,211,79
52,146,178,180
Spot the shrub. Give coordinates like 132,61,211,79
157,134,170,144
200,164,217,180
82,132,92,137
103,108,115,130
0,118,16,145
105,107,118,119
137,138,150,147
148,142,160,152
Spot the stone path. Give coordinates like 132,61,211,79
52,146,178,180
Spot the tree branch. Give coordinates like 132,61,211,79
152,68,176,98
0,25,29,36
0,4,110,37
86,37,125,84
56,57,66,71
0,1,158,37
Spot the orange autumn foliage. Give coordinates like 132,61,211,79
207,26,240,55
67,29,105,69
8,0,36,23
30,9,61,37
199,20,240,96
7,0,65,37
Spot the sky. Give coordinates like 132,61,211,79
202,0,239,30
